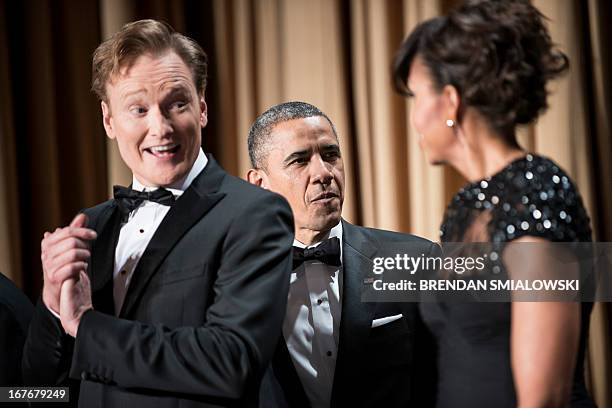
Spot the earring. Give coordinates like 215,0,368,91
446,119,455,127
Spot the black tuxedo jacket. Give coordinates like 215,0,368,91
260,220,438,407
23,155,295,407
0,272,33,386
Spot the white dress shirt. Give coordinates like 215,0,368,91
283,221,343,408
112,149,208,314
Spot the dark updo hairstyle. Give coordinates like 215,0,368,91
392,0,569,140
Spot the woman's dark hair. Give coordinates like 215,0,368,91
392,0,568,139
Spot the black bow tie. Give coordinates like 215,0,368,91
113,185,176,220
292,237,341,270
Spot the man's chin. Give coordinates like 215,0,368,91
311,211,342,230
136,167,188,188
147,155,199,184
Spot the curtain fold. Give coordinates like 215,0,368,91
350,0,410,232
584,0,612,406
0,0,106,296
0,0,22,284
401,0,447,241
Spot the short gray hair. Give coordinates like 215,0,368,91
247,101,338,169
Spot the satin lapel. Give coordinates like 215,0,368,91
331,220,378,404
90,202,122,315
119,155,227,318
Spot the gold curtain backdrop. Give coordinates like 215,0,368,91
0,0,610,405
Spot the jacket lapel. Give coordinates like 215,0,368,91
331,220,378,404
119,155,226,318
272,337,310,407
90,202,122,315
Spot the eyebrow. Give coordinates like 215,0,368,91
282,144,341,165
163,85,190,97
120,85,191,102
283,149,311,166
320,144,340,153
120,88,146,101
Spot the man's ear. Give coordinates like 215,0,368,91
101,101,115,140
199,96,208,128
246,168,268,189
442,84,460,123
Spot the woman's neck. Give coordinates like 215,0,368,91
449,117,525,182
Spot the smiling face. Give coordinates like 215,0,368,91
101,51,207,187
258,116,345,238
407,55,457,165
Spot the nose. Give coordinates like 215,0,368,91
148,106,173,138
310,154,333,186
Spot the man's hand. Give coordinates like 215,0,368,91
60,270,93,337
41,213,96,315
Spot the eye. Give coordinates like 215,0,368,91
290,157,308,166
129,106,147,115
323,151,340,161
170,100,187,110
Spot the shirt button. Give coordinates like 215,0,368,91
139,229,144,233
326,351,332,357
317,298,323,305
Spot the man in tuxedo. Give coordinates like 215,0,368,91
1,272,33,386
22,19,294,407
247,101,437,407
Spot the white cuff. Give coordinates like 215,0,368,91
45,304,61,320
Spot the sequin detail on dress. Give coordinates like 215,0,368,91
440,154,592,244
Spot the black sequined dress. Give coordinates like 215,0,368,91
420,154,595,407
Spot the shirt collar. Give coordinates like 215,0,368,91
292,221,343,249
131,148,208,197
293,221,343,262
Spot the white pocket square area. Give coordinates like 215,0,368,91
371,314,403,328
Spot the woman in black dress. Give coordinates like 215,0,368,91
392,0,594,407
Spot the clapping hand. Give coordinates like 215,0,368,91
40,213,96,336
